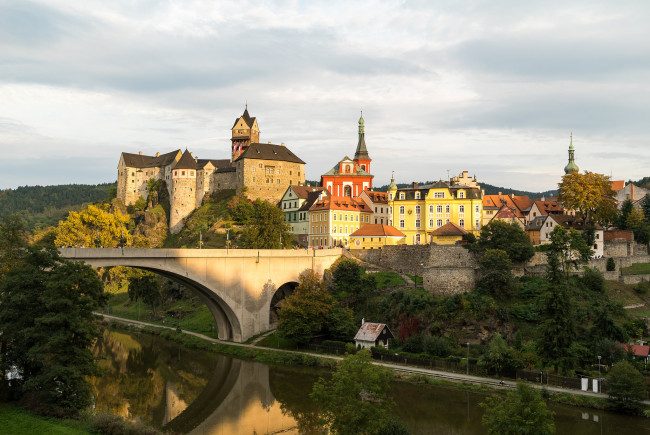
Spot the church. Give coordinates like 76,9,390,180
117,107,305,233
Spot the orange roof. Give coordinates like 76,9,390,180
430,222,468,236
621,344,650,357
363,191,388,203
482,194,530,218
350,224,405,238
309,196,372,212
611,180,625,191
289,185,326,199
494,205,518,219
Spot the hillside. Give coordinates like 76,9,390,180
0,183,116,230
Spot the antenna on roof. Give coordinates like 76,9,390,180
245,99,247,110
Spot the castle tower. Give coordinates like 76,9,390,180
231,105,260,161
170,150,198,234
353,111,371,175
564,133,579,175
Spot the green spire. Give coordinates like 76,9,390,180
564,132,579,175
388,171,397,191
354,110,370,160
358,110,364,135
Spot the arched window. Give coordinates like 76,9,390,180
399,193,405,199
399,206,405,215
459,205,465,214
459,191,465,198
344,186,352,196
345,165,351,173
415,205,421,215
437,205,443,214
445,205,450,213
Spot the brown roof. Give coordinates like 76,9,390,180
493,206,518,219
231,108,256,129
363,191,388,203
350,224,405,238
290,185,326,200
482,194,530,217
235,143,305,164
534,200,564,215
354,322,393,342
174,149,197,170
430,222,468,236
298,189,329,211
197,159,231,170
309,196,372,212
121,149,181,169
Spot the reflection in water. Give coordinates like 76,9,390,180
91,329,650,435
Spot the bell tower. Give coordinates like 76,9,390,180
231,104,260,160
353,111,371,178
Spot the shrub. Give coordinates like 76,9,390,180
606,257,616,271
423,335,451,358
633,282,648,295
581,267,605,293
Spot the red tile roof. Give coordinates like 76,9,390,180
534,200,564,215
363,191,388,203
611,180,625,191
309,196,372,212
350,224,405,238
430,222,468,236
482,195,530,218
621,344,650,357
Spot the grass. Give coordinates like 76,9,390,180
0,403,91,435
622,263,650,275
372,271,406,288
605,280,647,306
406,274,423,284
256,331,299,349
106,291,219,338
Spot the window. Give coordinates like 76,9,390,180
333,225,337,233
252,177,256,182
415,234,421,244
389,193,393,200
437,219,443,227
415,205,421,216
399,192,405,200
445,205,450,214
475,219,480,229
459,219,465,228
459,205,465,214
252,167,256,172
259,163,263,168
345,226,349,233
399,219,405,228
434,192,444,198
345,214,348,221
459,191,465,198
475,205,480,214
429,205,434,214
415,219,421,228
415,192,420,199
182,171,185,176
429,219,434,227
356,215,359,221
277,169,280,174
333,214,337,221
339,225,343,233
399,206,405,215
437,205,443,214
389,206,393,215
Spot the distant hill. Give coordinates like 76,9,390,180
0,183,116,230
629,176,650,190
371,181,556,198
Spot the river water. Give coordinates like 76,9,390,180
90,328,649,434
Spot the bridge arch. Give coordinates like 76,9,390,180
60,247,343,342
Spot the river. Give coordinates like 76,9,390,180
90,328,649,434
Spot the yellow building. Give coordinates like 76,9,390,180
308,196,372,247
349,224,406,249
387,175,482,245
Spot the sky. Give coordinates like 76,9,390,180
1,0,649,192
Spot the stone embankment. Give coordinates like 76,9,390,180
351,241,650,296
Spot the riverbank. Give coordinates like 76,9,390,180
97,313,650,412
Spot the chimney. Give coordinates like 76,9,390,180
412,182,418,188
281,142,285,147
498,191,502,196
511,193,514,199
481,189,485,197
268,141,272,144
139,151,142,155
155,152,160,157
361,318,365,326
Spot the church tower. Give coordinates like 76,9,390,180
353,112,371,175
564,133,579,175
231,105,260,161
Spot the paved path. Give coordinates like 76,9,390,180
97,313,650,405
623,303,645,309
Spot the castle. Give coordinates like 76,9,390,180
117,107,305,233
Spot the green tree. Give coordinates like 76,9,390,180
326,306,358,341
331,258,377,305
127,272,163,318
640,194,650,223
606,361,647,413
0,215,27,275
546,226,591,279
557,171,616,226
538,281,576,373
478,249,513,296
484,333,514,375
277,270,333,344
241,200,292,249
0,246,106,416
227,194,255,222
481,383,555,435
54,203,132,248
311,350,396,435
617,199,634,230
477,220,534,263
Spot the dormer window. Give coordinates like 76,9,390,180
399,193,405,200
415,192,421,199
459,191,465,198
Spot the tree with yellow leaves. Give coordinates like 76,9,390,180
54,204,132,248
557,171,617,226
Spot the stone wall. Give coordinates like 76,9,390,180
213,170,239,191
350,249,382,265
240,158,305,202
604,241,631,257
376,244,431,275
423,267,476,296
170,175,197,234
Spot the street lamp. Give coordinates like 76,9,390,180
466,342,470,375
598,355,602,392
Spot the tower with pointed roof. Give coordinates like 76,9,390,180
354,112,371,174
564,133,579,175
231,105,260,161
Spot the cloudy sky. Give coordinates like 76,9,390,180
1,0,649,192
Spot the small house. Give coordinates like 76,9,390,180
354,319,394,350
621,344,650,368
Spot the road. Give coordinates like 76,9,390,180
97,313,650,405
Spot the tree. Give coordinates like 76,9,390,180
546,226,591,279
478,249,513,296
538,281,576,374
481,383,555,435
330,258,377,305
128,272,163,318
311,350,396,435
227,194,255,222
641,194,650,223
0,214,27,275
54,203,132,248
0,246,106,416
557,171,616,226
326,306,358,341
477,220,534,263
277,270,333,344
483,333,514,376
241,200,292,249
606,361,646,413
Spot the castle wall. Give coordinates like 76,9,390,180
213,170,239,191
240,158,305,202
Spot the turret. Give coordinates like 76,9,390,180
170,149,198,234
564,133,579,175
353,111,372,177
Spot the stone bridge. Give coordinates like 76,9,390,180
59,248,343,342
